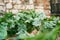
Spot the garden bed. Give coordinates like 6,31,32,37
0,10,60,40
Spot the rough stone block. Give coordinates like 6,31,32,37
35,8,44,12
14,5,18,9
35,4,44,9
26,5,34,9
6,9,10,12
45,10,50,16
12,0,17,4
4,0,9,3
6,3,12,9
20,5,25,9
14,5,22,9
11,9,18,14
0,6,4,10
9,0,12,3
0,0,3,3
12,0,21,4
0,3,5,6
29,0,33,4
16,0,21,4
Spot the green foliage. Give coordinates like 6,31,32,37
0,10,35,39
0,10,60,40
24,26,60,40
0,22,7,39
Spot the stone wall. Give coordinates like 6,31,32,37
0,0,5,11
0,0,50,15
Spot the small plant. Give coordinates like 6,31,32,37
0,10,60,40
24,26,60,40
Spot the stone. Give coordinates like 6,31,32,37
4,0,9,3
0,6,4,11
19,10,22,12
6,9,10,12
30,5,34,9
0,0,3,3
11,9,18,14
35,4,44,9
29,0,33,4
17,5,22,9
45,10,50,16
12,0,21,4
14,5,21,9
44,6,50,10
35,8,44,12
6,3,12,9
14,5,18,9
9,0,12,3
16,0,21,4
0,3,5,6
26,5,34,9
20,5,25,9
45,2,50,6
3,7,6,11
12,0,17,4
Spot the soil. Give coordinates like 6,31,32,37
57,37,60,40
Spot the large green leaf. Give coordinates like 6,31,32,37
0,22,7,39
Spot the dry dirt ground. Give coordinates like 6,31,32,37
57,37,60,40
